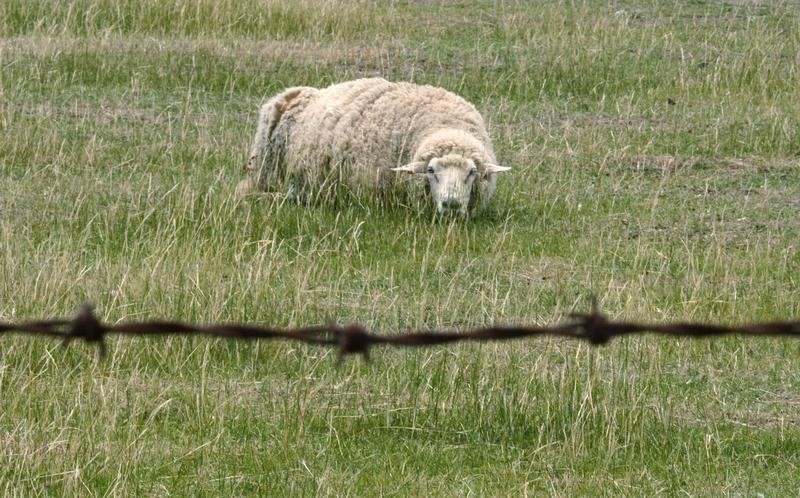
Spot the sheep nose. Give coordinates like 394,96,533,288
441,198,462,210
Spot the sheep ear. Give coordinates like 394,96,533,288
484,164,511,173
391,161,427,174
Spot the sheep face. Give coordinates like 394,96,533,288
394,154,511,215
425,155,479,215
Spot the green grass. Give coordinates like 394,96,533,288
1,0,799,495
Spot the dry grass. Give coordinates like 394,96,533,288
1,0,800,495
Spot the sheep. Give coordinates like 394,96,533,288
237,78,510,214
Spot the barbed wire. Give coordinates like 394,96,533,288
1,302,799,361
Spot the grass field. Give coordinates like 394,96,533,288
1,0,799,495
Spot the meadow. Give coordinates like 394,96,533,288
1,0,799,495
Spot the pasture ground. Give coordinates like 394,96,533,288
1,0,799,495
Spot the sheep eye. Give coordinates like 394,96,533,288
426,166,435,174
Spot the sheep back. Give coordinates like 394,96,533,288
290,79,495,189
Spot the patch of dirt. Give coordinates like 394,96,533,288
0,35,429,82
612,1,784,28
732,390,800,430
3,100,249,127
0,35,401,66
623,154,798,174
501,256,575,286
626,154,701,173
557,112,660,131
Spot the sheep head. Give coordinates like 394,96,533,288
392,154,510,215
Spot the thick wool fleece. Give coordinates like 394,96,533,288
242,78,500,205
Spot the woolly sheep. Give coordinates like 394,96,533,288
237,78,511,214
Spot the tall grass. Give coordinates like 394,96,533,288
1,0,799,495
0,0,395,38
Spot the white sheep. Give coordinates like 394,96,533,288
237,78,510,214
